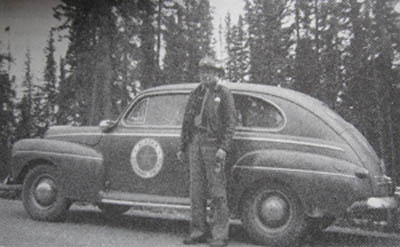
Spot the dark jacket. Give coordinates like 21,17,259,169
180,83,236,153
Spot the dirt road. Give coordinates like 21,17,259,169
0,198,399,247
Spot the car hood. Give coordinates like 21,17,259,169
44,125,103,146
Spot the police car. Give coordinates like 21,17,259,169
7,83,397,246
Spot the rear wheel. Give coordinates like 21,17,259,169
22,165,70,222
241,183,308,247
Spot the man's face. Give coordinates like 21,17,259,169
200,67,219,86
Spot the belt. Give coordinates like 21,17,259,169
194,127,217,139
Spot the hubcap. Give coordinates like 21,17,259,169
258,193,290,229
33,177,57,207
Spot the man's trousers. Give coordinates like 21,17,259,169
188,133,229,241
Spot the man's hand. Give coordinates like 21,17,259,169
177,150,187,162
215,148,227,163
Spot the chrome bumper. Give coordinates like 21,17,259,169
348,196,398,212
347,196,398,231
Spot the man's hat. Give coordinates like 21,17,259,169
199,56,224,73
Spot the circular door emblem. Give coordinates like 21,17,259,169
130,138,164,178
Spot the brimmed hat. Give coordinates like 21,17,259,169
199,56,224,73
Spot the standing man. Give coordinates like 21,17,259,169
178,56,236,247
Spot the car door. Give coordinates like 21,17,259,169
230,92,287,161
99,92,190,199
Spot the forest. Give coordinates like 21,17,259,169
1,0,400,184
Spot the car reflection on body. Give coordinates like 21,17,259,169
8,82,397,246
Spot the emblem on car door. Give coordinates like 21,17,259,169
130,138,164,178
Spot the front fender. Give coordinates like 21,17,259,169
11,139,104,202
231,149,372,219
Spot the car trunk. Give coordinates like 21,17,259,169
324,109,393,197
340,127,393,196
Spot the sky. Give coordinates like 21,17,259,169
210,0,245,58
0,0,244,93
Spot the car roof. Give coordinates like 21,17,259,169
140,82,347,132
142,82,327,111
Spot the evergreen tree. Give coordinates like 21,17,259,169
225,14,248,82
41,29,58,126
56,57,75,124
138,0,159,89
225,13,234,81
54,0,117,125
292,0,320,95
163,0,214,83
315,0,345,109
163,5,187,84
0,50,15,179
358,0,399,178
245,0,293,85
185,0,214,82
112,0,143,112
15,49,37,139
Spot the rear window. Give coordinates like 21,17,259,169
234,94,284,129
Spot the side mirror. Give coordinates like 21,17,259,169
99,119,115,132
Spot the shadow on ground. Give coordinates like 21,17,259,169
63,207,399,247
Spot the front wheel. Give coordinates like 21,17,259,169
22,165,70,222
241,183,308,247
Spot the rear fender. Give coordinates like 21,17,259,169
11,139,104,202
231,149,371,219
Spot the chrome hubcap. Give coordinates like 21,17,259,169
33,178,57,207
258,193,290,229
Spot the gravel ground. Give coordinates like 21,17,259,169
1,198,400,247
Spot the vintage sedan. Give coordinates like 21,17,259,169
7,82,397,246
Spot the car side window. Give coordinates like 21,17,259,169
234,94,284,129
125,93,189,126
125,98,148,124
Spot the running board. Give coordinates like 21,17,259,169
100,198,190,210
99,190,190,210
0,176,21,200
98,190,241,224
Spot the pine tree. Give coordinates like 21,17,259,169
163,5,187,84
225,14,248,83
112,0,143,112
56,57,74,125
245,0,293,85
292,0,320,95
15,49,36,140
225,13,234,81
42,29,58,126
138,0,159,89
362,0,400,179
54,0,118,125
0,50,16,179
184,0,214,82
315,0,345,109
163,0,214,83
325,0,400,180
